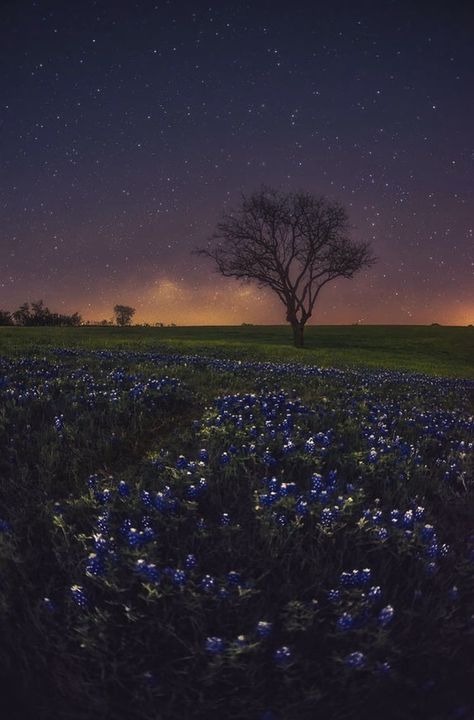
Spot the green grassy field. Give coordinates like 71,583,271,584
1,324,473,377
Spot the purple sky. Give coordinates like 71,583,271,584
1,0,473,325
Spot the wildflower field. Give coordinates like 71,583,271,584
0,330,473,719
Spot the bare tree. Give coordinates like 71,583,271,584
113,304,136,327
197,187,376,347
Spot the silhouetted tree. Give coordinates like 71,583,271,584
10,301,81,326
12,302,31,326
30,300,52,326
0,309,13,325
113,304,136,326
197,187,376,347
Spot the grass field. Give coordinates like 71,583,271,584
0,327,473,719
1,324,473,377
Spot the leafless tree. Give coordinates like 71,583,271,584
197,187,376,347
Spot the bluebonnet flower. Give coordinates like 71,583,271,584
200,574,215,592
378,605,394,626
295,499,309,516
421,524,435,541
86,552,106,577
135,559,160,583
359,568,372,585
439,543,450,557
426,543,438,559
274,646,292,666
52,502,63,516
71,585,88,609
196,517,207,531
219,452,230,465
198,448,208,462
227,571,241,585
141,526,155,543
374,661,392,676
93,533,110,554
185,553,197,569
154,492,168,512
367,586,382,603
186,484,199,499
172,569,187,586
376,527,389,541
235,634,249,648
328,589,341,603
311,473,324,490
339,572,354,587
345,651,366,669
121,518,132,535
95,488,112,504
256,620,272,637
337,612,354,631
96,512,110,534
218,587,230,599
368,448,378,463
118,480,130,498
41,597,56,612
425,561,438,576
414,506,425,520
220,513,231,526
0,519,11,533
87,474,99,489
176,455,188,469
448,586,459,601
205,636,225,654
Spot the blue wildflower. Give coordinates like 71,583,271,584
200,574,215,592
256,620,272,637
219,452,230,465
86,552,106,577
227,571,241,585
378,605,394,627
337,612,354,631
118,480,130,498
70,585,88,609
274,646,292,666
172,569,187,586
205,636,225,654
185,553,197,569
345,651,366,669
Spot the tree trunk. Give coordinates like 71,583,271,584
291,322,305,348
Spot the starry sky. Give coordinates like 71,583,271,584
1,0,473,325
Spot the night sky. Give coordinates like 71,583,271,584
1,0,473,325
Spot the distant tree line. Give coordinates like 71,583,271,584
0,300,81,326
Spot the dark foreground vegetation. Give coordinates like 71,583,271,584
0,336,473,719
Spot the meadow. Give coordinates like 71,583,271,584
0,326,473,719
1,323,473,378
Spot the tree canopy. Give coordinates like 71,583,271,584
113,304,136,326
198,187,376,346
